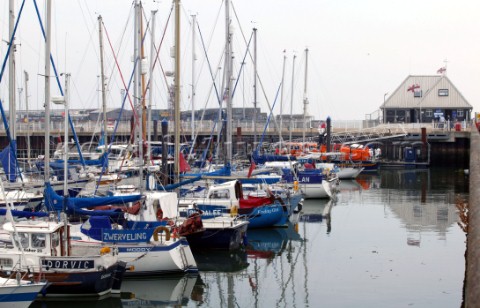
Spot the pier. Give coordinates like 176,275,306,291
2,120,472,167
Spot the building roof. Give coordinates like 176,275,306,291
381,75,472,110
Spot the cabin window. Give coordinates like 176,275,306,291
438,89,449,96
0,258,13,267
32,233,46,249
13,233,29,248
210,189,230,199
51,232,60,248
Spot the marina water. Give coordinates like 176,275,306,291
30,167,468,307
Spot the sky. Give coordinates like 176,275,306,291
1,0,479,122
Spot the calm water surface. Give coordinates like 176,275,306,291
30,167,468,308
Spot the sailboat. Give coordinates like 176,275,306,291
178,179,302,228
0,163,125,297
69,190,199,276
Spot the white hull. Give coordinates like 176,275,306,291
300,179,337,199
0,279,47,307
336,167,364,179
71,238,197,276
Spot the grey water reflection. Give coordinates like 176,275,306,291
29,168,467,308
190,168,467,308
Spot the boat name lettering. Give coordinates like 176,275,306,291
42,259,94,269
100,273,112,279
300,177,310,183
102,230,149,242
188,209,222,217
24,248,41,253
125,247,152,252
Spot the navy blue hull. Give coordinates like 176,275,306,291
185,224,248,251
32,263,122,297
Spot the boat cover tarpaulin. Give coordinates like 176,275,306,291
0,141,17,182
44,182,142,213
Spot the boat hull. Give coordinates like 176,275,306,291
70,239,198,277
0,282,47,307
1,263,121,297
191,204,288,229
119,239,198,277
184,220,248,250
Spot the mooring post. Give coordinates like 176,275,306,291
466,127,480,306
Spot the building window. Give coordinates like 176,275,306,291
425,110,433,117
438,89,449,96
457,110,464,117
414,90,422,97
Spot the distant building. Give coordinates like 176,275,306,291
381,75,473,123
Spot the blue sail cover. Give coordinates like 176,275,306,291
0,141,18,182
43,182,142,213
0,209,48,218
252,151,296,165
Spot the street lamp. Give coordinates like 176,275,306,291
383,92,388,123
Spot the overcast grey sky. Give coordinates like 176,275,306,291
1,0,479,122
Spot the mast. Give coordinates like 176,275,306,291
63,74,70,199
191,14,196,143
302,48,309,144
44,0,52,182
147,10,157,167
224,0,233,163
98,15,108,146
8,0,15,139
279,50,286,152
24,71,31,166
288,54,296,148
253,27,257,147
174,0,181,182
134,0,144,191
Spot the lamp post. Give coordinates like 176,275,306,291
419,104,422,124
383,92,388,123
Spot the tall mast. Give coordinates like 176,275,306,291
253,28,257,147
44,0,52,182
147,10,157,167
174,0,181,182
224,0,233,163
8,0,15,139
302,48,309,144
134,0,144,191
288,54,296,147
24,71,31,166
98,15,108,146
279,50,286,152
140,8,147,143
62,74,70,199
191,14,196,142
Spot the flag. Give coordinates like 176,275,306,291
179,152,191,172
437,67,446,74
247,159,256,178
407,84,420,92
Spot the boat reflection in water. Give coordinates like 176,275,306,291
193,248,249,272
246,221,303,260
299,199,334,224
120,275,198,307
30,295,122,307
